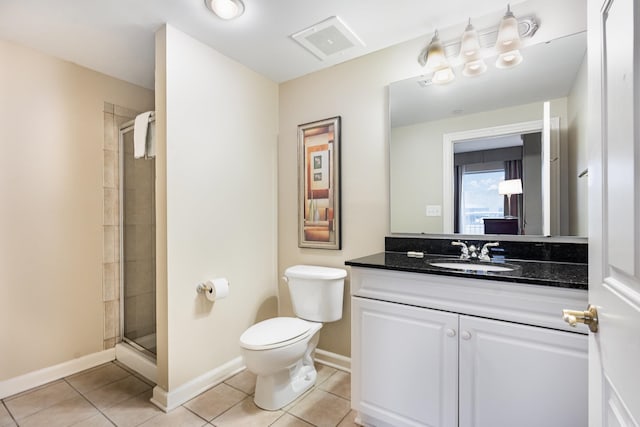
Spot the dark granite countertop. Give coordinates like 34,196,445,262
345,252,588,290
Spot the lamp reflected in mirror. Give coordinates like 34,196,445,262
498,178,523,217
496,50,523,68
463,59,488,77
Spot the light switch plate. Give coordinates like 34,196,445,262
426,205,441,217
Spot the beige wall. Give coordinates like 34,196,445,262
278,47,414,358
278,0,586,358
0,40,154,380
155,25,279,391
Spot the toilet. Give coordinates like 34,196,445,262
239,265,347,410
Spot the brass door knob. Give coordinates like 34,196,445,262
562,304,599,333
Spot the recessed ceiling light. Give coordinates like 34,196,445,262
204,0,245,20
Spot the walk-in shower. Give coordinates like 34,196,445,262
118,117,156,365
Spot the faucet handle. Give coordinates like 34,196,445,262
481,242,500,252
480,242,500,260
451,241,469,259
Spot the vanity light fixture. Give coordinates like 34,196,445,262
418,7,537,84
204,0,245,20
495,5,523,68
459,19,487,77
423,31,455,85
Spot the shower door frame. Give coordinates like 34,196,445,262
118,118,157,360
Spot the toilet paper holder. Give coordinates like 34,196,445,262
196,278,230,301
196,282,213,294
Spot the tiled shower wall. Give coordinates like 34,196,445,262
102,102,138,349
102,102,145,349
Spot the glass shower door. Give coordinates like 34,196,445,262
120,125,156,356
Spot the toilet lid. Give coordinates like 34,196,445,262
240,317,313,350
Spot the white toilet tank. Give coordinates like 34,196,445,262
284,265,347,322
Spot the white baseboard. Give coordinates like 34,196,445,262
149,349,350,413
0,349,116,399
315,349,351,373
150,356,245,412
115,343,157,383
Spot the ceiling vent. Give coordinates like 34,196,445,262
291,16,365,60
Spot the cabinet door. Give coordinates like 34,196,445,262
458,315,588,427
352,297,458,427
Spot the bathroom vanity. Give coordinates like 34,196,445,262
347,238,588,427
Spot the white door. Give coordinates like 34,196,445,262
588,0,640,425
351,297,458,427
458,315,587,427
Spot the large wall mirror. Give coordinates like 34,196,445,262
390,31,588,237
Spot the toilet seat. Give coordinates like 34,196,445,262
240,317,316,351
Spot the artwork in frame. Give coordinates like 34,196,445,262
298,116,341,249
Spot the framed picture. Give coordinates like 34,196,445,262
298,116,341,249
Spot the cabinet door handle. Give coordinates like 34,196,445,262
461,330,472,340
446,328,456,337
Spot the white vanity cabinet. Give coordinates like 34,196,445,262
350,267,588,427
352,297,458,426
457,315,588,427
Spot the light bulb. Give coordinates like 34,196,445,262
433,67,455,84
496,49,523,68
463,59,487,77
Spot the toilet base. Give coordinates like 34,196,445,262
254,361,317,410
241,318,323,411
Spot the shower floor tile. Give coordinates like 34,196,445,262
1,362,357,427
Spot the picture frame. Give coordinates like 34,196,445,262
298,116,341,249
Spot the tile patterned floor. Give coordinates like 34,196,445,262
0,362,358,427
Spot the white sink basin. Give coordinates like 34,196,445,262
428,261,517,272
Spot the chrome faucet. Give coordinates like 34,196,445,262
470,245,480,259
451,241,470,260
452,241,499,261
479,242,500,261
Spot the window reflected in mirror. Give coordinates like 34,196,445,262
458,168,504,234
